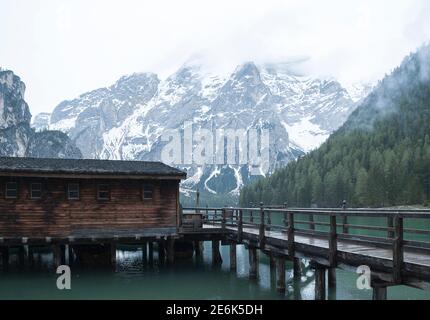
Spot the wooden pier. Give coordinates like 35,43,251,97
181,205,430,300
0,156,429,300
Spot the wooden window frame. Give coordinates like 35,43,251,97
143,184,154,200
30,182,42,199
5,182,18,199
97,184,110,201
68,183,80,200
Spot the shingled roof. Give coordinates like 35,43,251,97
0,157,186,178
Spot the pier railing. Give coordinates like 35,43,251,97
182,205,430,284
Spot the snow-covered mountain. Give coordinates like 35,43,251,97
34,61,371,203
0,70,82,159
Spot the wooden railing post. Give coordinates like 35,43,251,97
259,202,265,247
329,214,338,267
237,209,243,243
341,200,348,234
328,214,338,288
283,202,288,230
287,211,295,258
387,215,395,239
250,210,254,224
222,208,227,229
267,210,272,231
309,213,315,230
393,214,404,284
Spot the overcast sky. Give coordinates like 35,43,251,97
1,0,430,115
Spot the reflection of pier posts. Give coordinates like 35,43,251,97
1,247,9,271
166,237,175,265
372,280,388,300
52,244,62,269
311,262,327,300
212,240,222,266
293,258,301,279
148,242,154,266
275,256,286,293
229,243,237,271
142,241,147,265
248,246,258,280
110,243,117,271
269,253,276,283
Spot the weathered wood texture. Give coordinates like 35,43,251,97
0,177,180,238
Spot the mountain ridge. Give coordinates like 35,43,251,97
240,44,430,207
31,61,371,204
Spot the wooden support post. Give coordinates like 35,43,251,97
221,208,227,229
287,212,295,258
158,240,166,264
393,215,404,284
28,246,34,268
329,215,337,266
342,215,349,234
68,245,74,266
110,243,117,271
328,268,336,288
60,244,66,265
52,244,61,269
276,256,286,293
259,203,265,247
372,283,388,300
328,214,338,288
309,213,315,230
18,246,26,268
1,247,9,270
148,242,154,266
166,237,175,265
250,210,254,224
212,240,223,266
293,258,301,280
142,241,148,265
248,246,258,280
387,216,395,239
313,265,326,300
230,243,237,271
269,253,276,283
237,210,243,243
194,241,202,258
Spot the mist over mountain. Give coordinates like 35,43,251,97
0,70,82,159
32,61,371,204
240,44,430,208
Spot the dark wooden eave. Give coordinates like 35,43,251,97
0,157,186,180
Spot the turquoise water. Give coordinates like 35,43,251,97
0,242,428,300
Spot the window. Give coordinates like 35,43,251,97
143,185,154,200
68,183,79,200
5,182,17,199
97,184,110,200
30,183,42,199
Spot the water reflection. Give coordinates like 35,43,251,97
0,242,428,300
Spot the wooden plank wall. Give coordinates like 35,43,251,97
0,177,179,238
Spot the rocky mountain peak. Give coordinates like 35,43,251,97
0,70,32,129
0,69,82,159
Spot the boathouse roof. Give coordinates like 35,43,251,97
0,157,186,178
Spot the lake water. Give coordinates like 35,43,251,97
0,242,428,300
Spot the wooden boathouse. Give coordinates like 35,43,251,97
0,157,186,266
